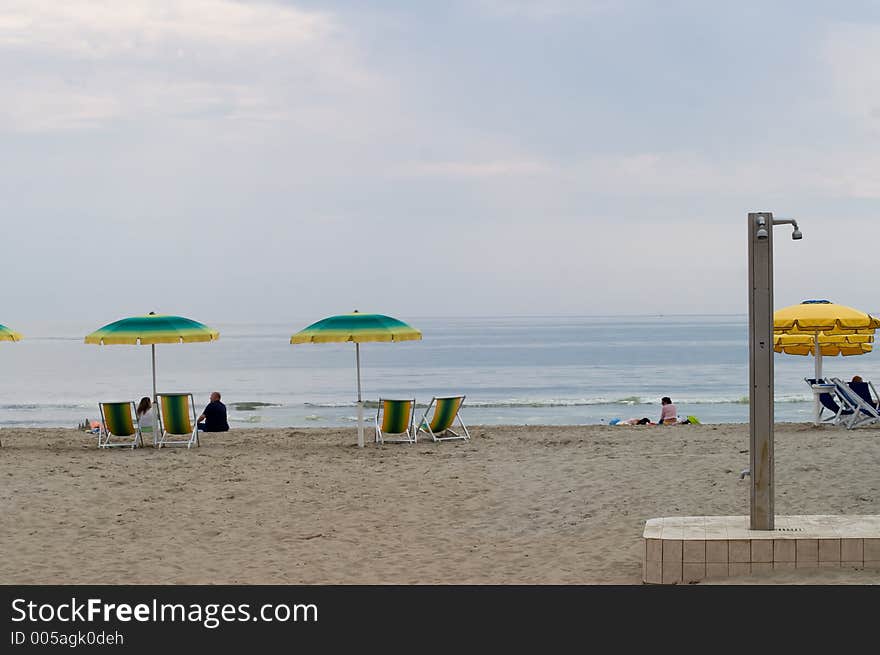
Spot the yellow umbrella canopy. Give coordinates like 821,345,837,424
773,299,879,374
773,333,873,357
774,299,880,334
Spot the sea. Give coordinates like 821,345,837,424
1,314,874,429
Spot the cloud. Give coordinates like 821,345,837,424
821,22,880,130
398,158,552,178
0,0,379,132
0,0,332,57
4,87,122,132
475,0,621,19
392,148,859,203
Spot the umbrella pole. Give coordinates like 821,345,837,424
814,331,822,426
356,343,364,448
152,344,159,448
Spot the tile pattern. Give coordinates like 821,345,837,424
643,515,880,584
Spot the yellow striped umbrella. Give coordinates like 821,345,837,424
774,300,880,423
291,311,421,447
773,333,873,357
774,299,880,334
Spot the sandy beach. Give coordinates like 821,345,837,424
1,423,879,585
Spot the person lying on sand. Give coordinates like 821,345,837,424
609,417,655,425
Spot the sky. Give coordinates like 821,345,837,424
3,0,880,326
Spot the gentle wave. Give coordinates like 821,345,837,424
230,415,262,423
454,397,811,407
304,402,359,408
0,395,816,415
0,395,816,417
0,403,87,410
304,395,814,409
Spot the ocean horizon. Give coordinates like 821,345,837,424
2,313,876,428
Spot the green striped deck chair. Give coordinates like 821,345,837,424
157,393,200,449
98,401,143,449
375,398,416,444
417,395,470,442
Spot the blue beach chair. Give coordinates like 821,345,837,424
829,378,880,429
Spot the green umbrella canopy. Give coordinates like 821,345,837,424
85,314,219,345
290,312,422,344
0,324,22,342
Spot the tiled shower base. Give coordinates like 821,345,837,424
643,515,880,584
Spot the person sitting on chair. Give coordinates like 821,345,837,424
848,376,879,409
136,396,156,444
136,396,152,422
136,396,155,427
197,391,229,432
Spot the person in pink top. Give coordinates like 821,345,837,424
658,397,677,425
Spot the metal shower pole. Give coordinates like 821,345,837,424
748,211,802,530
748,212,775,530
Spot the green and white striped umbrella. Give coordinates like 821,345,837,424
0,324,22,342
85,313,219,445
291,311,421,447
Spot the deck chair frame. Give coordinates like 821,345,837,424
417,395,470,442
823,379,861,429
805,378,853,426
375,397,416,444
829,378,880,429
98,401,144,449
157,392,200,449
